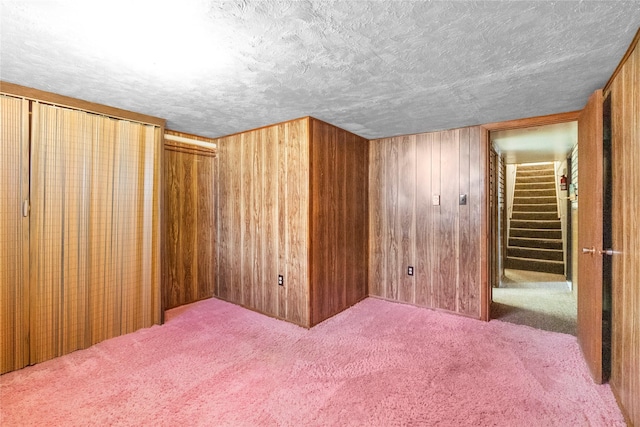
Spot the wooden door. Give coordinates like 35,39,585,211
0,95,30,374
577,89,604,383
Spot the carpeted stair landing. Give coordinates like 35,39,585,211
506,163,564,275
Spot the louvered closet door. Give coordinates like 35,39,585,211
0,95,30,374
29,103,161,364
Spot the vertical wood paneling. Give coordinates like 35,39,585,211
387,137,399,300
164,135,216,310
309,119,368,326
347,132,368,306
284,120,309,325
277,124,289,319
197,150,215,301
263,127,278,317
415,133,433,307
437,129,459,312
215,118,309,327
0,95,30,374
216,135,232,301
458,128,471,314
252,129,264,312
430,132,442,307
369,140,386,297
462,126,482,316
609,35,640,427
368,126,484,319
398,136,416,304
230,136,243,304
241,133,254,307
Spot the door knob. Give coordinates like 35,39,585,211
599,249,619,256
582,247,596,255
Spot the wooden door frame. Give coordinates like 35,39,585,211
480,110,581,321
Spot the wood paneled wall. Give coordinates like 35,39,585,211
369,127,486,319
164,131,216,310
607,30,640,427
215,118,310,326
309,118,368,326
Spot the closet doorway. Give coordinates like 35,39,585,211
1,88,163,375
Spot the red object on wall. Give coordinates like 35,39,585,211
560,174,567,191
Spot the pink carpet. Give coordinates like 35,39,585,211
0,297,625,426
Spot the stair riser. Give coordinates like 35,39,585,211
509,238,563,250
510,228,562,239
512,212,558,220
507,247,564,261
505,257,565,275
513,204,557,212
511,220,561,230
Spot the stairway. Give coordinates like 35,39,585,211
505,163,564,275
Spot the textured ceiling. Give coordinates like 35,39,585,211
1,1,639,140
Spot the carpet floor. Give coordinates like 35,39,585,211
0,297,623,426
492,269,577,335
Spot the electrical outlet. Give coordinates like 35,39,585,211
278,275,284,286
408,266,414,276
432,194,440,206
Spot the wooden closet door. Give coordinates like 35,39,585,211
0,95,30,374
29,103,162,364
29,104,93,362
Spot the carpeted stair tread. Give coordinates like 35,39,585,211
510,219,561,229
510,228,562,239
507,246,564,261
505,256,565,274
512,211,558,220
516,175,556,185
509,237,563,250
513,196,557,204
514,189,557,197
513,203,557,212
517,164,555,170
516,182,556,189
518,168,555,178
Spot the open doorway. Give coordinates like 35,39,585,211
488,121,578,335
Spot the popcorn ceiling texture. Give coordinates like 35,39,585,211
1,1,639,139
